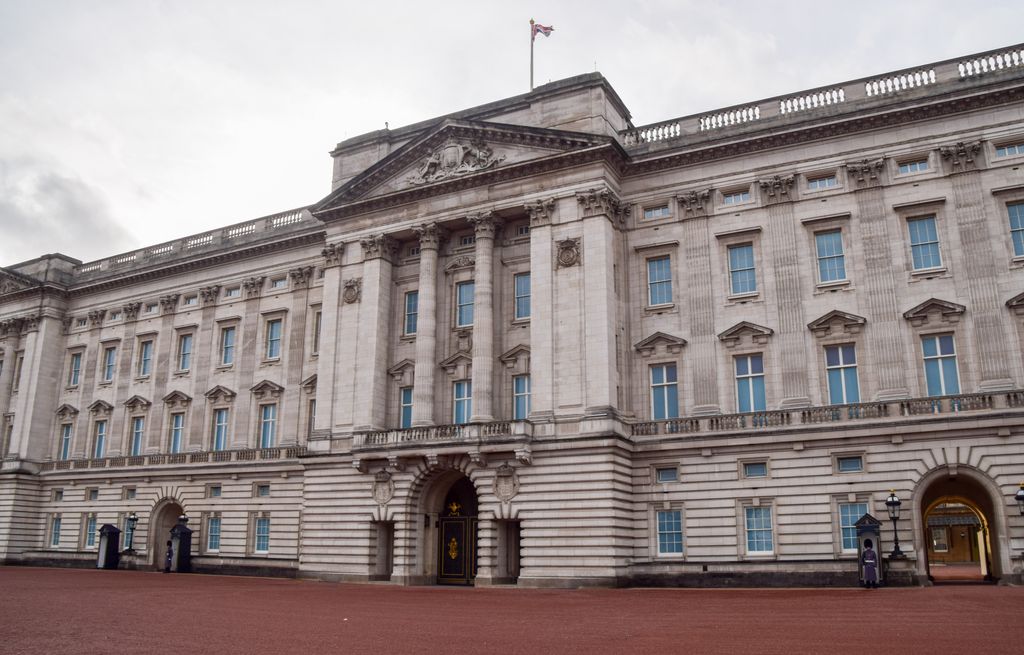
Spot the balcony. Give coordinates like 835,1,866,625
38,446,307,472
351,421,533,470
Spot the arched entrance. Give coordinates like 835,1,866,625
415,471,479,585
149,499,184,568
914,469,1007,584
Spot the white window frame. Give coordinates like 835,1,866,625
129,416,145,457
265,318,283,360
219,325,237,366
254,515,271,554
404,291,418,335
92,420,107,459
169,413,185,454
513,272,531,320
646,256,673,307
643,204,671,220
455,281,475,327
177,333,193,372
211,407,230,451
67,351,82,387
259,403,277,448
654,507,684,557
649,363,679,420
743,504,774,556
58,423,73,460
814,229,847,284
838,501,869,553
512,374,530,420
206,515,221,552
137,339,154,377
727,243,757,296
907,215,943,271
453,380,472,425
807,174,838,191
921,333,961,396
101,345,117,383
824,344,860,405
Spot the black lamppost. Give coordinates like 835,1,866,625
124,512,138,553
885,490,904,558
1015,483,1024,516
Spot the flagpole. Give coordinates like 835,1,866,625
529,20,534,91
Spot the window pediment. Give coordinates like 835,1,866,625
439,350,472,377
55,404,79,420
301,374,318,393
498,344,531,369
387,359,415,381
903,298,965,326
1006,291,1024,316
87,400,114,417
250,379,284,400
717,321,773,348
633,332,687,357
204,385,237,404
807,310,867,338
162,390,193,408
123,395,152,412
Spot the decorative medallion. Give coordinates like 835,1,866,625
343,278,362,304
407,137,505,186
556,238,581,268
494,463,520,502
372,469,395,506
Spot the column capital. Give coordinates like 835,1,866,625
413,223,447,251
576,187,630,227
757,174,795,205
288,266,315,288
845,157,887,188
242,276,265,298
677,188,712,219
360,234,399,262
940,140,983,173
524,198,556,227
199,285,221,305
322,241,344,268
122,302,142,321
468,211,502,239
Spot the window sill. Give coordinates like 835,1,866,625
644,303,676,316
511,317,531,326
910,267,948,280
97,381,113,387
814,280,852,295
654,553,685,560
726,293,760,305
261,358,281,366
173,371,190,378
64,385,79,392
215,364,234,371
400,334,417,342
134,376,151,382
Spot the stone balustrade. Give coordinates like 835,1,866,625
38,445,307,472
621,44,1024,147
353,421,528,450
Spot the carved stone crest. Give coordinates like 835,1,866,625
372,469,395,506
494,463,520,502
407,137,505,185
343,278,362,304
556,238,581,268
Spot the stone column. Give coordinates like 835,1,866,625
8,313,65,462
0,320,22,459
315,242,344,439
230,280,263,448
354,234,396,431
525,199,555,421
281,266,314,444
187,286,220,451
147,294,180,453
469,212,500,423
678,190,721,414
412,223,445,427
111,302,141,455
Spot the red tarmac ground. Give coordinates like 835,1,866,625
0,567,1021,655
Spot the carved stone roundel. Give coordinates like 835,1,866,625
343,278,362,304
556,238,581,268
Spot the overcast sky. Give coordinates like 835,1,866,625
1,1,1022,266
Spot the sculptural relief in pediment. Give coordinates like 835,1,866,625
406,137,506,186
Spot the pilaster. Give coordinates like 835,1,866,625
354,234,397,431
9,313,64,461
315,243,344,440
526,199,556,421
678,204,720,414
412,224,445,427
469,212,500,423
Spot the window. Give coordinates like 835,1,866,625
138,340,153,377
723,190,750,205
92,421,107,459
75,318,87,328
53,489,64,501
839,502,868,551
58,424,72,460
50,516,62,547
12,354,23,391
655,467,678,484
456,281,475,327
108,310,122,321
84,514,97,548
922,334,960,396
312,310,322,354
836,455,864,473
259,404,277,448
735,354,766,412
996,142,1024,157
404,291,419,335
650,364,679,420
307,399,316,437
85,487,97,501
101,346,117,382
130,417,145,456
898,159,928,174
460,234,476,246
270,278,287,290
646,256,672,306
1008,202,1024,257
908,216,942,270
643,205,671,220
256,484,271,497
169,414,184,453
514,273,531,319
220,326,236,366
212,408,229,451
208,485,222,498
399,387,413,429
656,509,683,555
177,333,193,371
67,352,82,386
512,375,531,420
825,345,860,404
182,295,198,307
516,224,531,237
224,286,241,299
815,231,846,283
254,516,270,553
728,244,757,295
453,380,472,425
265,318,283,359
807,174,838,190
409,245,421,256
123,487,136,500
931,526,949,552
743,462,768,478
121,514,135,548
144,303,158,314
207,516,221,552
744,506,773,554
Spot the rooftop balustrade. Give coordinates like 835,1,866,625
38,445,307,472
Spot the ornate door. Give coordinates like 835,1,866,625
437,478,478,585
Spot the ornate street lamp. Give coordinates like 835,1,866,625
885,490,904,558
124,512,139,553
1015,483,1024,516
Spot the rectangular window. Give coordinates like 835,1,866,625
12,354,23,391
516,224,530,236
996,143,1024,157
815,230,846,283
212,408,229,451
312,310,322,354
1008,202,1024,257
836,455,864,473
825,345,860,404
67,352,82,386
656,509,683,555
101,346,117,382
723,190,751,205
404,291,419,335
898,159,929,174
839,502,868,551
182,295,198,307
270,278,287,290
931,526,949,552
138,340,153,377
122,515,134,548
88,488,98,501
130,417,145,456
650,364,679,420
514,273,531,319
453,380,472,425
260,404,277,448
53,489,63,501
456,281,475,327
93,421,107,459
728,244,757,295
208,485,222,498
807,174,838,190
655,467,678,484
647,256,672,306
207,516,221,552
643,205,671,220
256,484,271,497
307,399,316,437
265,319,283,359
177,333,193,371
220,326,236,366
224,287,241,299
85,515,97,548
922,334,960,396
50,516,61,547
743,462,768,478
58,424,72,460
254,517,271,553
144,303,158,314
399,387,413,429
908,216,942,270
169,414,184,454
512,375,531,420
744,506,773,554
735,354,766,412
460,234,476,246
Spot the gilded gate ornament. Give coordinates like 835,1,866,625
448,537,459,560
447,501,462,516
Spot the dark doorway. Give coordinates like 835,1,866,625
437,477,477,585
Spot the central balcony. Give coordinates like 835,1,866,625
351,421,533,470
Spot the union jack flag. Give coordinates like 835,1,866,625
531,19,554,41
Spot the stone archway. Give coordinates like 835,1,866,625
410,469,479,585
149,499,184,569
912,467,1011,584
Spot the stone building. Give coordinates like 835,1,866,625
2,44,1024,586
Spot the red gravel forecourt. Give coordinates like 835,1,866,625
0,567,1020,655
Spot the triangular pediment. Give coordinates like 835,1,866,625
162,390,192,407
1007,291,1024,315
717,321,774,348
903,298,966,326
55,403,79,419
0,268,38,296
300,374,318,391
123,395,151,412
633,332,687,356
87,400,114,416
854,513,882,527
204,385,237,403
250,380,285,400
807,310,867,338
439,350,472,369
499,344,531,366
313,120,615,215
387,359,415,376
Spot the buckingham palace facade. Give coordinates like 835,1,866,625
2,44,1024,587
